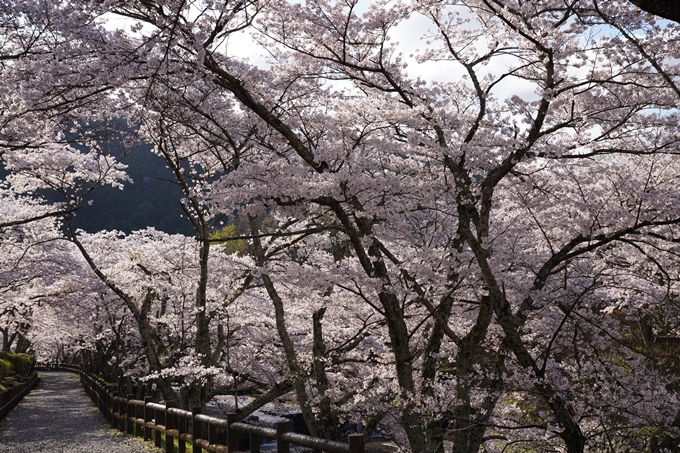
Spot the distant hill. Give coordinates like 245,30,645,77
72,144,195,236
0,143,195,236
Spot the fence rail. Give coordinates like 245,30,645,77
34,362,80,373
65,367,365,453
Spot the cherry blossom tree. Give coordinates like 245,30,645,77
4,1,680,453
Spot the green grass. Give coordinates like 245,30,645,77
127,431,195,453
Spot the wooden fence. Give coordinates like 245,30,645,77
34,362,80,373
40,363,364,453
0,371,40,420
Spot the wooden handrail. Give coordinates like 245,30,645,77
34,362,81,373
78,370,365,453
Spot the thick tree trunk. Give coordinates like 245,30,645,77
1,328,14,351
249,216,320,438
312,307,340,441
154,138,217,409
191,231,212,410
450,296,494,453
14,333,30,354
421,294,455,453
194,234,212,365
378,290,428,452
133,302,181,403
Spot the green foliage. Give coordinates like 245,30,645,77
141,432,194,453
0,351,33,375
210,224,247,255
0,359,12,380
95,375,117,387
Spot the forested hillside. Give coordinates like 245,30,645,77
1,144,193,235
71,146,193,235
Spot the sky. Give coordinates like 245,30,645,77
101,2,539,101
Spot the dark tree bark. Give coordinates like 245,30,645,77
630,1,680,23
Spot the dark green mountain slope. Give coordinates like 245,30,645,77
72,145,194,235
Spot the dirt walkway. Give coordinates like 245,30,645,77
0,371,154,453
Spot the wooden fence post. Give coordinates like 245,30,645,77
111,392,119,431
249,432,261,453
349,433,365,453
192,406,203,453
276,420,290,453
107,385,115,424
99,382,106,419
165,400,176,453
209,420,217,449
144,396,153,441
178,412,187,453
135,400,144,437
226,413,238,453
126,394,134,435
154,403,163,448
102,385,110,424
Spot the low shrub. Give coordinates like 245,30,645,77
0,352,33,375
13,353,32,375
0,359,12,380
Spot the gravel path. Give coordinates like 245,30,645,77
0,371,155,453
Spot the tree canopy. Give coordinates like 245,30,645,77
2,1,680,452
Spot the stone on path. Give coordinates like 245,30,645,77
0,371,155,453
